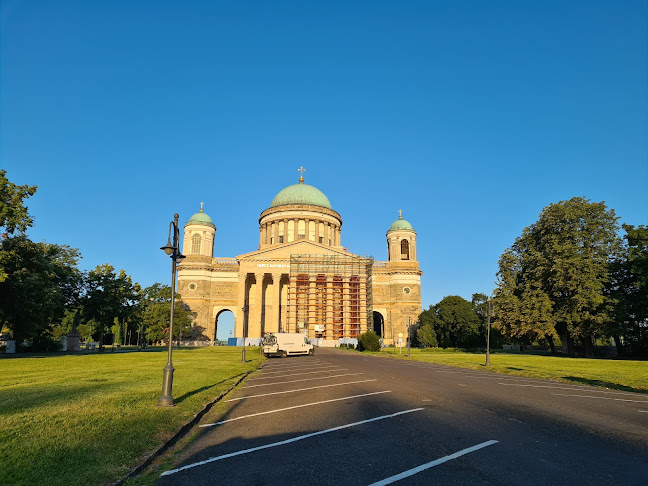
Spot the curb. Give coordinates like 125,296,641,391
113,369,255,485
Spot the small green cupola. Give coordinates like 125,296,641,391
388,210,414,234
185,202,216,229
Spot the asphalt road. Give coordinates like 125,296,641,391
156,348,648,485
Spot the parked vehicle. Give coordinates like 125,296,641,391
262,332,314,358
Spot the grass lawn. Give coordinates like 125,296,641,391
0,347,263,486
363,348,648,393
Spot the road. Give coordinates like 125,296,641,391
156,348,648,485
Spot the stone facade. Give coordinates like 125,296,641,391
177,175,422,345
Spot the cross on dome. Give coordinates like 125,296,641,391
200,202,204,212
298,165,306,183
398,209,403,219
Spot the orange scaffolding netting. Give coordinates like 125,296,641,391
287,254,373,339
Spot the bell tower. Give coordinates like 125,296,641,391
387,210,417,262
182,202,216,257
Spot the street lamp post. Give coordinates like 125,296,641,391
157,213,185,407
486,298,492,366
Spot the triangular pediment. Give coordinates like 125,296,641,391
236,240,356,261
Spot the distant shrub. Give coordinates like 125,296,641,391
357,331,381,352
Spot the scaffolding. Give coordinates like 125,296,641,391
287,254,374,339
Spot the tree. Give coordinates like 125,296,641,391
0,170,37,236
494,197,621,356
0,236,82,344
416,323,438,348
82,264,141,350
419,296,480,348
141,283,193,344
357,330,381,352
607,224,648,355
0,170,38,282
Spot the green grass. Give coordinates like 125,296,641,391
364,347,648,393
0,347,263,486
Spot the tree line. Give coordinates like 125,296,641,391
0,170,197,351
416,197,646,357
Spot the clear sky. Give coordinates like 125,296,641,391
2,0,646,340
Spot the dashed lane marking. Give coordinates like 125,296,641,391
258,365,341,375
368,440,499,485
246,369,348,381
161,408,424,477
242,373,363,388
226,379,378,401
500,382,646,397
200,391,392,427
551,393,648,404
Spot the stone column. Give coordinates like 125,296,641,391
283,218,288,243
260,225,267,247
253,272,265,337
342,277,350,338
305,218,310,240
236,273,248,338
325,223,331,245
336,227,341,246
273,221,279,245
308,276,316,338
325,276,333,340
271,273,281,333
294,218,299,241
315,220,320,242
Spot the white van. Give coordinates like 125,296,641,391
262,333,314,358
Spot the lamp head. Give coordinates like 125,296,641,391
161,237,175,255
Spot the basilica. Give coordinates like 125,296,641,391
177,170,422,345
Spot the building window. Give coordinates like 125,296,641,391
401,239,410,260
191,234,202,255
279,235,284,243
188,282,197,291
298,220,305,239
319,236,324,244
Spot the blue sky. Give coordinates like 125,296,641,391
2,0,646,340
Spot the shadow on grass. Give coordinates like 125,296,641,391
562,376,647,395
507,367,524,371
174,374,246,404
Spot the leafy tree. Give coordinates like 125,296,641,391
82,264,141,350
419,296,480,348
141,283,193,344
607,224,648,355
416,323,438,348
494,197,621,356
0,170,37,236
0,236,82,344
357,330,381,352
0,170,38,282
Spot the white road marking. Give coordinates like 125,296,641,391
368,440,499,485
457,384,468,387
247,369,347,380
161,408,425,477
226,379,378,401
500,383,644,397
550,393,648,403
242,372,363,388
639,410,648,413
200,391,392,427
258,365,341,375
436,370,531,381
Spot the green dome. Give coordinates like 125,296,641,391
388,212,414,233
270,181,332,209
185,205,216,229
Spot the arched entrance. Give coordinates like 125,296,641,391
215,309,235,343
372,311,384,337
